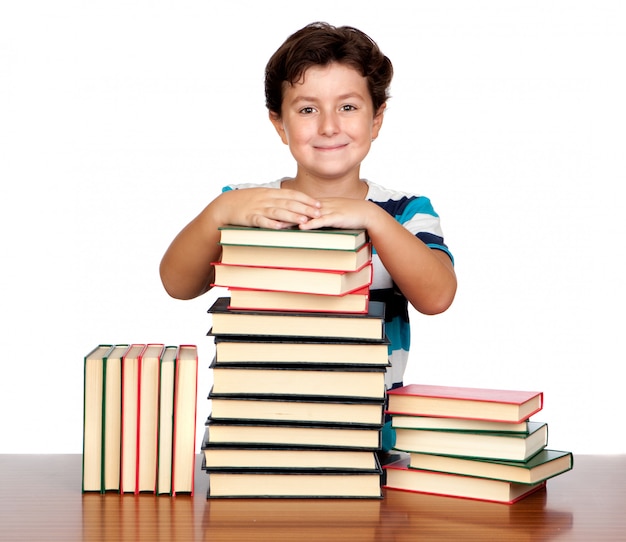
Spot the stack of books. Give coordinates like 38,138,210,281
82,343,199,496
202,226,389,498
383,384,574,504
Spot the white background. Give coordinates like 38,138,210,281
1,1,624,454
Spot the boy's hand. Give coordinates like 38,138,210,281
297,197,374,230
216,188,322,229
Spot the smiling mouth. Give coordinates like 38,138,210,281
314,143,348,151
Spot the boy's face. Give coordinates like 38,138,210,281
270,62,384,184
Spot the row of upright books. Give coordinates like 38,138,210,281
382,384,574,504
82,343,198,495
203,226,388,498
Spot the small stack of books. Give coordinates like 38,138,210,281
82,343,199,496
382,384,574,504
202,226,389,498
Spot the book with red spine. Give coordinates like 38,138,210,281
383,457,546,504
171,345,199,496
211,261,372,296
387,384,543,424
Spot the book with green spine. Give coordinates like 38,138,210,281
408,449,573,484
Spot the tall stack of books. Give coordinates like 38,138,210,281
202,226,389,498
82,343,199,496
382,384,574,504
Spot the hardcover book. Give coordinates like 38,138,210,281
136,344,165,494
208,396,385,426
171,345,199,496
393,421,549,462
387,384,543,424
220,242,371,271
384,459,545,504
408,449,573,484
391,415,531,434
205,468,383,499
213,335,389,366
202,442,381,472
102,344,129,492
82,344,113,492
227,286,370,314
210,362,387,400
203,420,382,450
208,297,385,340
218,225,368,250
212,261,372,296
120,344,146,494
156,345,177,495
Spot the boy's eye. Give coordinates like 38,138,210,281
299,106,316,114
340,104,357,112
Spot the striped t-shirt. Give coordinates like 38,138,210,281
222,179,454,390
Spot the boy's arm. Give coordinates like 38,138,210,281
299,198,457,315
159,188,322,300
368,213,456,315
159,207,222,300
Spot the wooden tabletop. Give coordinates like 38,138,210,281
0,454,624,541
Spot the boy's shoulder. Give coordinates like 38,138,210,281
365,180,437,219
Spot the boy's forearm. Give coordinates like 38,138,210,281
367,209,457,315
159,207,222,300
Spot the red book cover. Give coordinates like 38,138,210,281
211,261,373,296
227,286,370,314
383,460,546,505
386,384,543,423
171,345,199,496
120,344,146,494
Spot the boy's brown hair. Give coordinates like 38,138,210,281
265,21,393,116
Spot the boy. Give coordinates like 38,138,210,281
160,22,457,451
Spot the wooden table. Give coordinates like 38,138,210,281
0,454,624,541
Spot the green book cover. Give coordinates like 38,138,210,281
409,448,574,484
218,225,368,250
82,344,113,493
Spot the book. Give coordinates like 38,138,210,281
227,286,370,313
393,421,548,462
384,459,546,504
210,362,386,400
136,344,164,493
102,344,129,492
391,415,531,433
120,344,146,494
208,396,385,426
218,225,368,251
220,242,371,271
213,335,389,366
82,344,113,492
171,345,199,496
208,297,385,340
212,261,372,296
204,420,382,450
156,345,177,495
386,384,543,423
205,468,383,499
202,443,381,471
408,449,574,484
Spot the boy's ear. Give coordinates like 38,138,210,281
269,111,289,145
371,103,386,140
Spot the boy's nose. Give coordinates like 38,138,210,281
318,111,340,136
